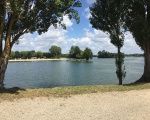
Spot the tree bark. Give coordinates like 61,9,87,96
0,13,14,89
0,0,6,55
118,47,122,85
0,53,9,89
136,42,150,83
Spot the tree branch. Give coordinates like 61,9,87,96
10,29,28,48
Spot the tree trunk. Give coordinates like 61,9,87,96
0,53,9,89
0,0,6,55
118,47,122,85
0,13,14,89
136,42,150,83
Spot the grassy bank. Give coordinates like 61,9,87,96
0,83,150,101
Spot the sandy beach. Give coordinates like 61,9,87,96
9,58,68,62
0,89,150,120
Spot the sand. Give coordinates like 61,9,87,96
9,58,68,62
0,89,150,120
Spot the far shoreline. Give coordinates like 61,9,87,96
9,58,68,62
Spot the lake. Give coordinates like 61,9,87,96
5,57,144,88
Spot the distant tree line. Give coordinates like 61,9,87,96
97,50,117,58
10,45,93,60
97,50,143,58
10,46,61,59
10,50,47,59
125,54,144,57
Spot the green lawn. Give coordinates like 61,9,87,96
0,83,150,101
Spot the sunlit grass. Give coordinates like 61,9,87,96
0,83,150,101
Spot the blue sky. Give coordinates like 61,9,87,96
12,0,143,55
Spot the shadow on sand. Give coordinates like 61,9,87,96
0,87,26,95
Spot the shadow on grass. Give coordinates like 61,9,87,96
123,82,149,87
0,87,26,94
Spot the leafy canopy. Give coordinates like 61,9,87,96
89,0,126,84
124,0,150,51
49,45,61,58
0,0,82,50
83,47,93,60
69,46,81,58
89,0,126,48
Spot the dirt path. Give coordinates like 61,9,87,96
0,89,150,120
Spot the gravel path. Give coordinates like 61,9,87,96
0,89,150,120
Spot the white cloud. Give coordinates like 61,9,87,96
82,29,117,53
10,0,143,56
86,0,95,4
12,16,73,53
62,15,73,27
122,33,143,54
12,26,143,55
12,27,67,52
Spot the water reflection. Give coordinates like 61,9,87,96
5,57,144,88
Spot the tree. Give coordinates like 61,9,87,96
83,48,93,60
27,51,32,59
43,52,51,58
69,46,81,58
90,0,126,85
98,50,117,58
49,45,61,58
14,51,20,58
10,51,15,59
20,51,28,59
36,51,43,58
124,0,150,82
0,0,82,88
76,50,84,59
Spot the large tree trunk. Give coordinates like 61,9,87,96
0,53,10,89
0,13,14,89
136,42,150,83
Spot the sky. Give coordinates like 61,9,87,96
12,0,143,55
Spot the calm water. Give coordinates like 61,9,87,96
5,57,144,88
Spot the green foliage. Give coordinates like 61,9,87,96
43,52,51,58
121,0,150,82
90,0,125,48
69,46,93,60
124,0,150,51
36,51,43,58
83,48,93,60
125,54,144,57
115,53,126,81
10,51,15,59
27,51,32,59
90,0,126,84
49,45,62,58
1,0,82,46
76,51,84,59
69,46,81,58
0,0,82,87
14,51,20,58
20,51,28,59
98,50,117,58
61,54,69,58
31,50,36,57
10,50,67,59
10,51,45,59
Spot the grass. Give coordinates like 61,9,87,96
0,83,150,101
